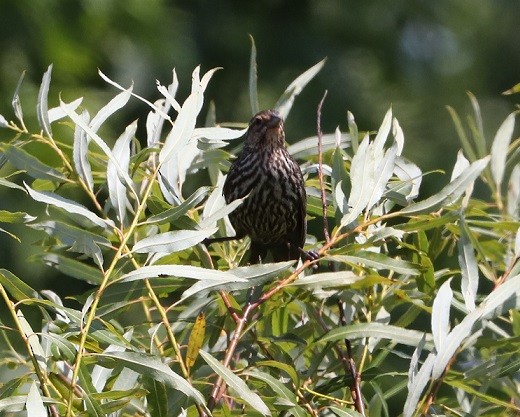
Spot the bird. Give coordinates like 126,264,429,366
221,109,308,263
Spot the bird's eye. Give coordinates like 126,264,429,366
252,117,262,127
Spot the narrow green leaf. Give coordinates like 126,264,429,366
275,58,326,119
398,156,490,215
328,252,421,275
72,109,94,192
119,264,244,283
407,334,426,396
181,261,293,300
144,378,168,417
2,145,67,181
328,405,365,417
30,220,109,267
446,378,520,411
25,183,114,230
78,363,105,417
232,261,294,282
60,99,137,200
145,186,211,225
393,156,422,203
367,141,398,210
467,92,487,159
96,351,205,404
48,97,82,123
0,268,38,301
458,216,479,311
515,227,520,258
432,308,481,379
0,226,19,241
157,78,181,113
480,273,520,318
0,210,35,223
147,99,168,147
99,69,171,121
331,142,349,199
132,228,218,254
36,64,53,137
202,174,227,220
107,121,136,224
503,82,520,95
199,198,244,229
490,112,515,189
347,111,359,153
186,312,205,372
317,323,434,350
39,332,77,362
199,350,271,416
288,132,350,159
0,177,26,192
0,114,8,128
373,108,392,152
34,253,104,284
12,71,26,126
249,34,260,115
158,72,204,200
193,126,246,142
90,88,133,133
403,351,436,417
254,361,300,386
159,67,204,166
446,105,477,162
0,396,27,411
341,134,373,226
244,370,306,417
291,270,363,288
508,165,520,217
431,279,452,353
17,310,47,373
392,117,405,155
25,382,46,417
92,330,133,392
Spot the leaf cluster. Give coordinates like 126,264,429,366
0,51,519,417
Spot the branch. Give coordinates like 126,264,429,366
338,302,366,415
206,302,256,413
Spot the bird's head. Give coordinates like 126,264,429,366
244,109,286,150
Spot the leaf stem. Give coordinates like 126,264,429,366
65,165,160,416
0,284,60,417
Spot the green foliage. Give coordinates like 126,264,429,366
0,56,519,417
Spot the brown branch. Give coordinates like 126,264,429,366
219,290,241,324
421,352,458,415
318,92,365,413
338,302,366,415
203,97,396,414
317,90,330,244
206,302,256,413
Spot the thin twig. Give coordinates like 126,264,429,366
317,90,330,243
318,92,364,414
315,303,366,416
219,290,241,323
206,302,256,413
338,302,366,415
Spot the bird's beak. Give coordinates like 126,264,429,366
266,114,282,129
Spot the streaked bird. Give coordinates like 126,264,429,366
222,109,307,263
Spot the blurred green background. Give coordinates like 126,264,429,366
0,0,519,291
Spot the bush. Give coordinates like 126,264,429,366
0,57,519,417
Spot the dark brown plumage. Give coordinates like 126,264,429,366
222,109,307,263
